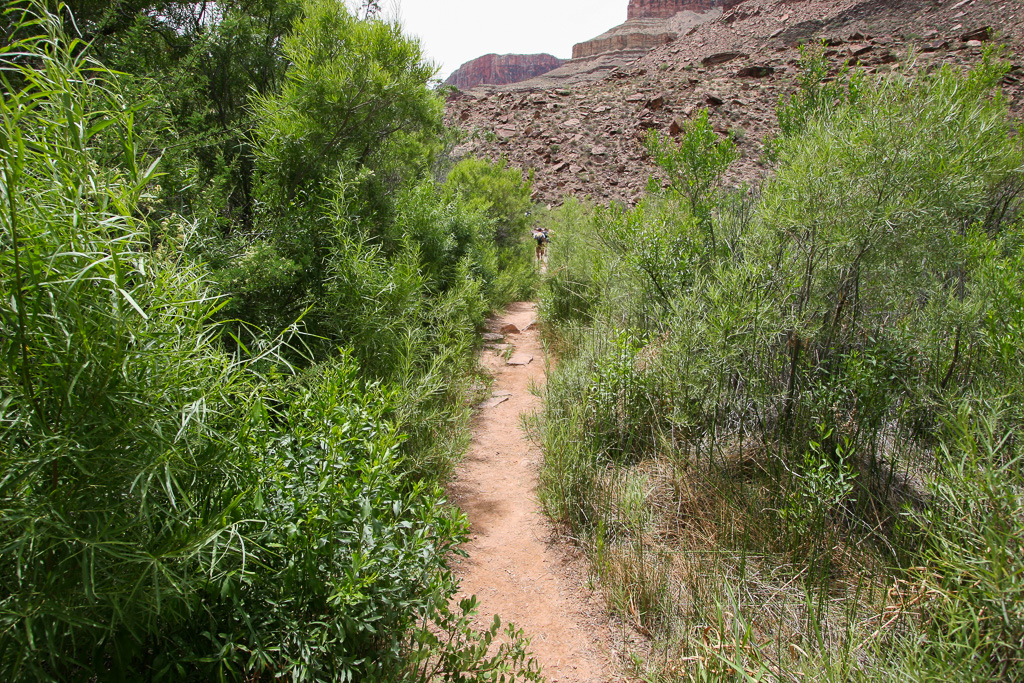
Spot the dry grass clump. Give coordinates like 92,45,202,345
577,449,907,682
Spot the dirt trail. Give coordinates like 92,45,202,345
447,302,625,682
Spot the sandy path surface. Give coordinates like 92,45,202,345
447,301,626,682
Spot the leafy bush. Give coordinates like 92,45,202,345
756,51,1024,452
537,52,1024,681
899,407,1024,681
202,359,469,682
445,157,533,247
594,196,703,311
443,157,538,305
645,110,738,237
0,7,540,679
219,2,535,362
774,42,865,140
251,0,441,204
540,200,616,327
0,13,266,677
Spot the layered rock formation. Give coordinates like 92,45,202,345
572,22,677,59
571,2,723,63
446,0,1024,206
450,0,724,91
445,54,565,90
628,0,724,19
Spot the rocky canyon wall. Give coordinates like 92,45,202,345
627,0,724,19
572,1,723,61
572,26,677,59
446,54,565,90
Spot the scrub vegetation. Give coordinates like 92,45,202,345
536,47,1024,681
5,0,1024,679
0,1,538,680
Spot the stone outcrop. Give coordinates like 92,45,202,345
446,54,565,90
445,0,1024,207
571,2,724,63
572,23,677,59
628,0,724,19
571,10,722,61
459,0,724,90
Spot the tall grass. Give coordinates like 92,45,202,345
0,5,541,679
0,8,267,675
536,52,1024,681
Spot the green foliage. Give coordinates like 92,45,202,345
775,42,866,140
900,406,1024,681
538,55,1024,681
757,51,1023,445
404,597,543,682
70,0,301,230
644,110,738,240
220,2,534,364
441,158,538,305
777,425,857,559
252,0,442,203
0,4,541,679
597,195,703,310
445,157,533,246
540,330,664,475
0,13,262,676
214,359,468,682
539,199,614,326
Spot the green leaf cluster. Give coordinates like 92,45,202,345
538,50,1024,680
0,1,541,679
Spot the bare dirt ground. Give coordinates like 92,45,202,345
447,301,632,682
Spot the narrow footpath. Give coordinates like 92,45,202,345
447,302,624,682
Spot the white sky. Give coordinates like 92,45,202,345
382,0,628,81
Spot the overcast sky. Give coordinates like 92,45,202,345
381,0,628,81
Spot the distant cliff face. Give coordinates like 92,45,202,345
627,0,723,19
445,54,566,90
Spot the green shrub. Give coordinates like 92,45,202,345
207,358,469,682
775,42,865,140
251,0,441,204
756,51,1024,454
0,9,538,679
443,157,538,306
444,157,533,248
537,52,1024,681
645,109,738,243
0,14,267,676
595,195,703,312
899,406,1024,681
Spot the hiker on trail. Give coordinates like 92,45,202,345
532,225,549,261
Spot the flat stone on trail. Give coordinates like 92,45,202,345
524,320,540,331
492,391,513,397
506,353,533,366
481,332,505,342
500,323,521,334
478,395,510,409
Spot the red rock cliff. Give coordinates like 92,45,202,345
445,54,566,90
628,0,724,19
